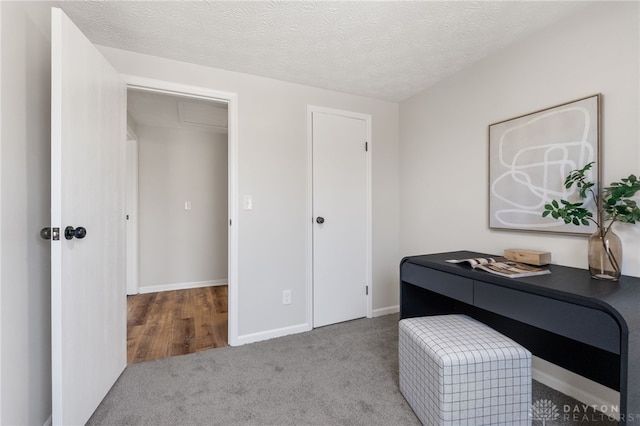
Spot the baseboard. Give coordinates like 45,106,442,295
233,307,400,346
372,305,399,317
532,356,621,421
138,279,227,294
232,323,311,346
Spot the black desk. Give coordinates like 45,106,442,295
400,251,640,425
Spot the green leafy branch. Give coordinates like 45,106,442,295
603,174,640,226
542,162,639,276
542,162,640,234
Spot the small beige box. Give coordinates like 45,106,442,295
504,249,551,266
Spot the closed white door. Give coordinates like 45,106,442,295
312,109,369,327
51,8,127,425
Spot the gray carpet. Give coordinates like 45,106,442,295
88,314,618,425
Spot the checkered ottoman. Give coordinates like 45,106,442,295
399,315,531,426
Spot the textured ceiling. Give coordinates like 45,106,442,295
57,1,591,102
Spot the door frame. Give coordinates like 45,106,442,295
306,105,372,328
123,75,240,346
125,126,138,295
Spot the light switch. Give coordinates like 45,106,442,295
185,201,192,211
243,195,253,211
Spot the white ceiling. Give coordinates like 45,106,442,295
57,1,592,102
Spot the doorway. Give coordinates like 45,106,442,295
124,79,239,359
50,10,240,421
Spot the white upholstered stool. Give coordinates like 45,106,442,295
399,315,531,426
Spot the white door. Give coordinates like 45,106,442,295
51,8,127,425
312,109,369,327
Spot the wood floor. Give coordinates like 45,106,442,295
127,285,228,364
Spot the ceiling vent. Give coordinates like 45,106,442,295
178,100,228,131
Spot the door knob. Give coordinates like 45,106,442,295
64,226,87,240
316,217,325,224
40,227,51,240
41,227,61,240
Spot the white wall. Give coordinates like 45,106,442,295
0,2,52,425
399,1,639,410
400,2,639,277
138,125,228,291
0,4,399,418
0,3,3,420
100,47,401,341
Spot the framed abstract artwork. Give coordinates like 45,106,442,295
488,94,601,235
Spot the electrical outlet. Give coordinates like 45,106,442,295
282,290,291,305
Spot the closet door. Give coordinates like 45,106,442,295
312,109,369,327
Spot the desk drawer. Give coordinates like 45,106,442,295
474,281,620,354
401,263,473,304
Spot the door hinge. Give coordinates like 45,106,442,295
230,219,232,226
126,214,130,220
365,141,368,152
366,285,369,295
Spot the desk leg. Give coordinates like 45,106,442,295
621,330,639,425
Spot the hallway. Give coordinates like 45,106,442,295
127,286,228,363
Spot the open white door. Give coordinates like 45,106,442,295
51,8,127,425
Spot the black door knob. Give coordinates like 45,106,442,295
65,226,87,240
316,217,325,224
